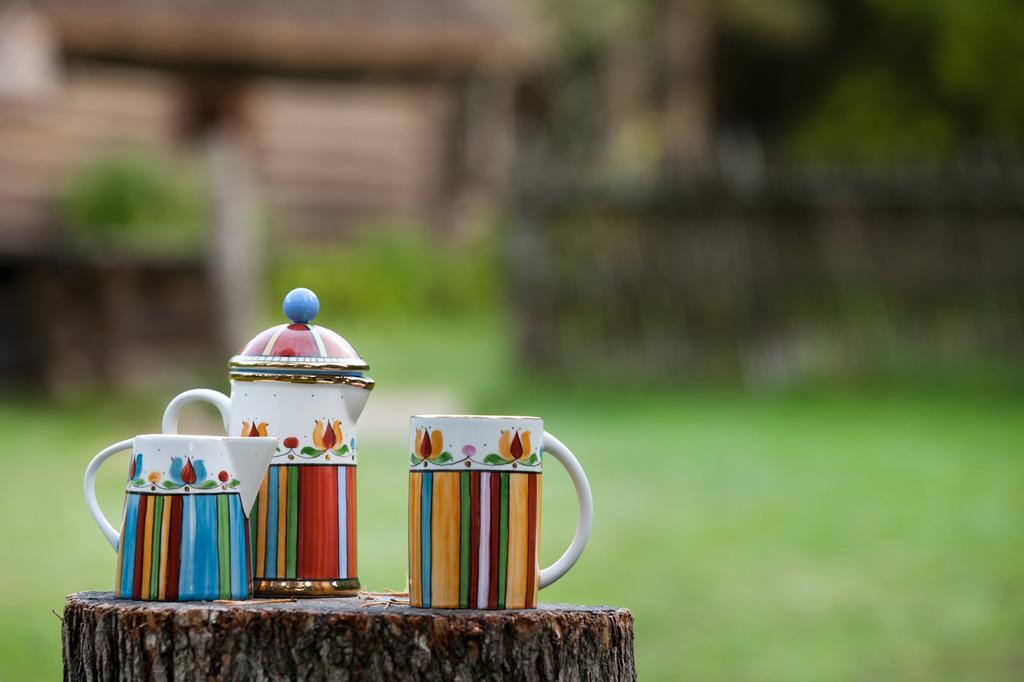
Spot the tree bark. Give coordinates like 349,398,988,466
62,591,635,681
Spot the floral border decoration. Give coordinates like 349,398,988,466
128,453,240,492
410,428,541,469
242,418,357,462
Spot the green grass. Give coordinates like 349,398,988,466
2,316,1022,680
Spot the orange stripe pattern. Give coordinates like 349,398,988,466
409,471,540,609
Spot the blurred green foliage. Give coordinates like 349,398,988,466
789,0,1024,162
790,71,957,164
62,149,208,253
530,0,1024,166
268,225,501,319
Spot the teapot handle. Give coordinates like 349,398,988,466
538,432,593,589
84,438,133,550
161,389,232,435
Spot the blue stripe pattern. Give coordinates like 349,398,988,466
338,466,348,577
117,495,141,597
192,496,219,600
228,497,242,599
265,466,280,578
179,495,196,596
116,493,252,601
420,472,433,607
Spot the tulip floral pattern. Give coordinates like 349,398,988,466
242,417,356,461
410,427,455,465
300,419,355,459
128,455,240,491
128,452,143,479
242,421,268,438
484,430,540,467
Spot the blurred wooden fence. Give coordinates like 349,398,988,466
509,170,1024,383
0,254,217,392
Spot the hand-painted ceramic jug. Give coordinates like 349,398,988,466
84,434,278,601
161,288,375,596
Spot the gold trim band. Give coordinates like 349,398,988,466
253,578,361,597
230,373,375,389
230,358,370,371
412,414,542,420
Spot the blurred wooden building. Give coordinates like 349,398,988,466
0,0,544,390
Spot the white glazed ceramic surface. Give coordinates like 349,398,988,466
409,415,544,471
161,380,369,465
230,381,364,464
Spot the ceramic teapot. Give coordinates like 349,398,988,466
161,288,374,596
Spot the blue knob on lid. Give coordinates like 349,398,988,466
283,288,319,324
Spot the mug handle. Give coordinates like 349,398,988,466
83,438,133,550
539,432,593,589
161,388,232,434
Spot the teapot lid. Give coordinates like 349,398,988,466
229,288,371,385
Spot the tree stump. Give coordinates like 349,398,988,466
62,591,635,681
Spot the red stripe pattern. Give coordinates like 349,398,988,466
132,496,148,598
251,464,358,581
166,496,182,601
469,473,481,601
525,475,538,606
297,466,339,576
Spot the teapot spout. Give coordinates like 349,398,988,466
224,437,277,515
343,383,372,424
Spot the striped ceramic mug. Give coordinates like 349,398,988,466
84,434,277,601
408,415,593,609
